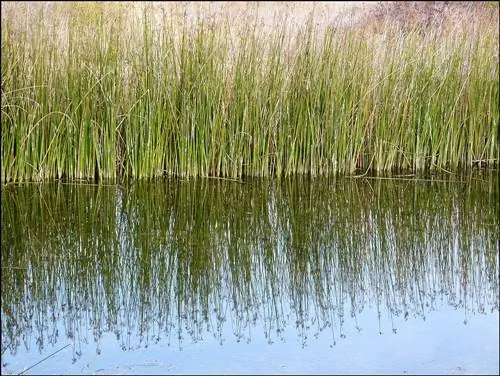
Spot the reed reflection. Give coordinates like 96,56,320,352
1,172,498,360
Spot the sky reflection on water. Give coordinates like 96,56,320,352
1,172,499,374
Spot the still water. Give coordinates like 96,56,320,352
1,172,499,374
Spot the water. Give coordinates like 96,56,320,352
1,171,499,374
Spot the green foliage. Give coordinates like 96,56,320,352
1,4,498,182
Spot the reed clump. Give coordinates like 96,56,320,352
1,2,498,182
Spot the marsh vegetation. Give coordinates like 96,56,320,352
1,2,498,182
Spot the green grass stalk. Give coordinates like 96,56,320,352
1,3,498,182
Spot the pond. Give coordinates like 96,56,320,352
1,171,499,375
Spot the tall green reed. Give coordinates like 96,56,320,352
1,4,498,182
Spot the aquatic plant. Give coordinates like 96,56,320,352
1,2,498,182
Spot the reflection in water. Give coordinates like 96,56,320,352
1,172,499,364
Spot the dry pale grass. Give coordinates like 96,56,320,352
1,1,381,60
2,1,496,62
2,1,496,34
1,2,378,33
361,1,499,34
1,1,496,59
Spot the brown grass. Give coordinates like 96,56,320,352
361,1,499,33
1,1,496,56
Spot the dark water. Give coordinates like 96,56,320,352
1,172,499,375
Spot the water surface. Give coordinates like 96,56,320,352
1,172,499,374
